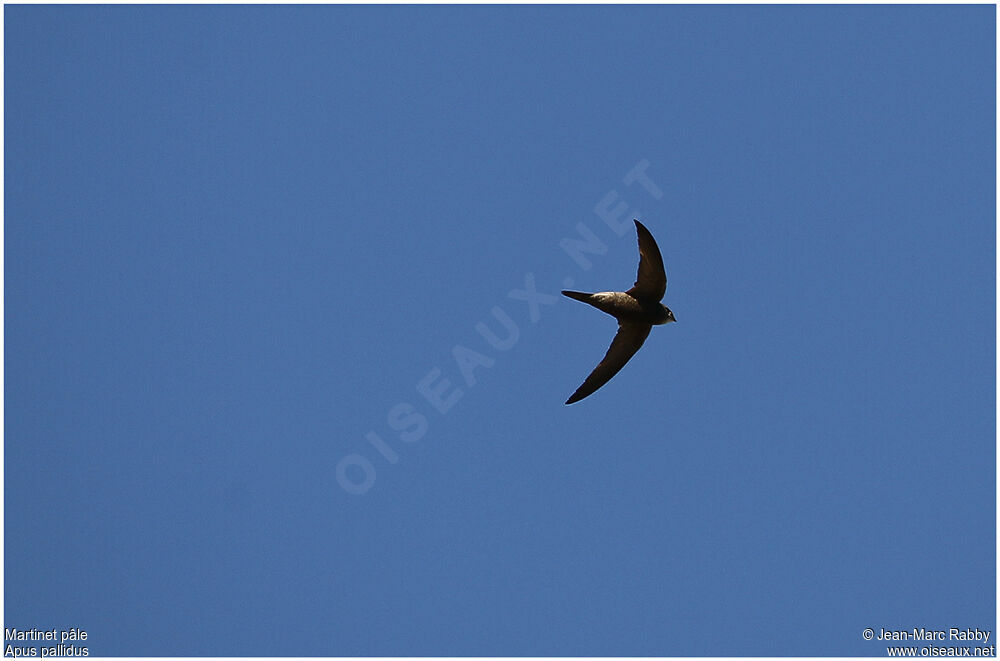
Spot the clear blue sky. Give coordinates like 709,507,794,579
5,5,994,656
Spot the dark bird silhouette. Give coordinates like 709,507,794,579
562,219,675,404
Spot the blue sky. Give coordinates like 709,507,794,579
5,4,995,656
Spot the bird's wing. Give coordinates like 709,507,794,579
565,322,653,404
626,219,667,301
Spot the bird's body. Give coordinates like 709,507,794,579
562,220,675,405
561,290,673,325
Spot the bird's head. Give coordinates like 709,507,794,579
655,305,676,325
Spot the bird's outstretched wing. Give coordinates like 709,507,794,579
626,219,667,301
565,322,653,404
